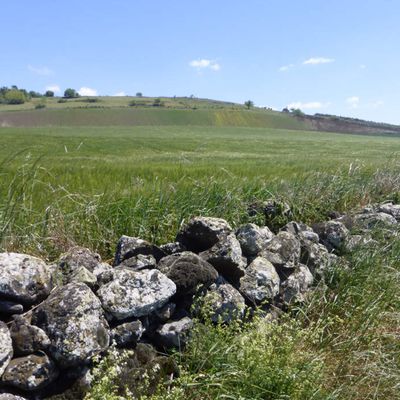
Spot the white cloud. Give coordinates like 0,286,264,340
346,96,360,108
78,87,98,96
279,64,294,72
112,91,126,96
28,65,53,76
287,101,329,110
189,59,220,71
303,57,335,65
45,85,61,93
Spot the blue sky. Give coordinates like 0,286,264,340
1,0,400,123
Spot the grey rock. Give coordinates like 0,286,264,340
118,254,156,271
378,202,400,220
235,223,274,256
1,352,58,391
68,265,97,288
0,322,13,377
200,234,246,283
114,235,166,265
59,246,101,274
260,231,301,270
176,217,232,252
32,282,110,367
92,262,113,279
346,234,376,251
353,212,397,230
156,317,193,348
300,240,332,276
155,303,176,322
111,321,144,347
0,253,52,304
160,242,186,255
10,316,50,356
0,394,27,399
203,278,245,323
312,221,350,252
280,264,314,304
239,257,280,304
0,300,23,315
97,268,176,319
282,221,319,243
157,252,218,296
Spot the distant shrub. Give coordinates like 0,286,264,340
29,91,42,98
290,108,305,117
82,97,100,103
136,92,143,97
153,98,163,107
128,100,137,106
4,90,26,104
57,99,67,103
35,103,46,109
244,100,254,109
45,90,54,97
64,88,79,98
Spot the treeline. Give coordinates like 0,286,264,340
0,86,56,105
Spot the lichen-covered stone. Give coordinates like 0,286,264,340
312,220,350,252
157,252,218,296
111,321,144,347
353,212,397,230
97,268,176,319
239,257,280,304
235,223,274,256
282,221,319,243
280,264,314,304
118,254,156,270
156,317,193,348
32,282,110,367
176,217,232,252
160,242,186,255
0,253,52,304
200,234,246,283
0,321,13,377
1,352,58,391
378,202,400,220
59,246,101,273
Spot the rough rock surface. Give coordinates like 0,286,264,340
282,221,319,243
280,264,314,304
117,254,156,271
0,253,52,304
176,217,232,252
114,236,166,266
0,394,27,399
379,202,400,220
1,352,58,391
59,246,101,274
10,316,50,356
300,240,332,276
235,223,274,256
97,268,176,319
160,242,186,255
157,252,218,296
111,321,144,347
312,220,350,252
239,257,280,304
200,234,246,283
0,321,13,377
32,283,110,367
0,301,23,316
203,278,245,323
353,212,397,230
156,317,193,348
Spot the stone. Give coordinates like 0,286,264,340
239,257,280,304
118,254,156,271
260,231,301,270
0,300,23,315
200,234,246,283
0,322,13,377
111,321,144,347
300,240,332,276
159,242,186,255
203,278,245,323
156,317,193,348
157,252,218,296
68,265,97,288
32,282,110,367
175,217,232,252
114,236,166,265
282,221,319,243
378,202,400,220
59,246,101,274
312,220,350,252
154,303,176,322
92,262,113,279
10,316,50,356
0,253,52,304
353,212,397,230
235,223,274,256
1,352,58,391
346,234,376,251
0,394,27,399
97,268,176,319
280,264,314,304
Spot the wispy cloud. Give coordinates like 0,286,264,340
112,91,126,96
279,64,294,72
189,59,220,71
78,87,98,96
45,85,61,93
303,57,335,65
346,96,360,108
287,101,329,110
28,65,54,76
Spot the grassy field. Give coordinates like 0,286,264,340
1,119,400,399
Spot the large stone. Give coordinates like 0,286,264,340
114,236,166,265
235,223,274,256
280,264,314,304
353,212,397,230
203,278,245,323
0,322,13,377
176,217,232,252
0,300,23,315
0,253,52,304
97,268,176,319
2,352,58,391
157,252,218,296
300,240,332,276
200,234,246,283
260,231,301,270
59,246,101,274
0,394,27,399
9,316,50,356
159,242,186,255
239,257,280,304
111,321,144,347
312,220,350,252
32,282,110,367
378,202,400,220
282,221,319,243
156,317,193,348
117,254,156,271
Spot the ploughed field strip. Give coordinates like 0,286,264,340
0,200,399,398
